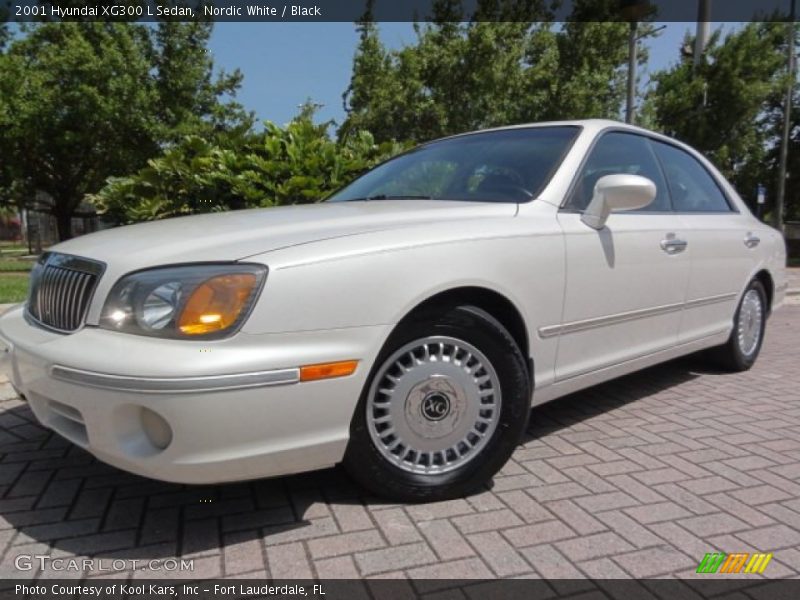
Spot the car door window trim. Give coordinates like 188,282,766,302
559,126,739,215
650,138,738,214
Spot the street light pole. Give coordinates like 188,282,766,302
694,0,711,71
626,20,638,124
776,0,797,234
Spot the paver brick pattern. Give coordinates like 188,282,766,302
1,307,799,580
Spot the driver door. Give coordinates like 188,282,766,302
553,132,691,381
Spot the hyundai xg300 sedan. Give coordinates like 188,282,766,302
0,120,787,501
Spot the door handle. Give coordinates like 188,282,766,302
744,232,761,249
660,235,688,255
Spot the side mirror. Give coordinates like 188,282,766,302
580,174,657,230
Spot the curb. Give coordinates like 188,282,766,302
0,304,17,315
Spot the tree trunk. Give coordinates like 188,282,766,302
53,204,74,241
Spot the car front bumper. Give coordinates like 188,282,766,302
0,305,388,484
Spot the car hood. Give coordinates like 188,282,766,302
52,200,517,269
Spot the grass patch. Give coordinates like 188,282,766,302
788,257,800,268
0,273,29,304
0,259,33,272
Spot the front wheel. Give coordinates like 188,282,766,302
709,279,768,372
344,305,530,502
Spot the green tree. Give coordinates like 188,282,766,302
91,106,405,223
151,20,253,143
0,19,251,240
341,0,634,144
0,12,8,52
535,20,631,121
648,23,786,207
0,23,158,239
760,25,800,222
783,104,800,221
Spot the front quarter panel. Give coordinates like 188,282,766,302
241,208,565,392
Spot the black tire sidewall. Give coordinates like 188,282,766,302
344,305,530,502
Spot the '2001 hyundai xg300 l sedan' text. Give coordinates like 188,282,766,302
0,120,787,501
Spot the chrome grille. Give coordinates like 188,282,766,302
27,253,105,333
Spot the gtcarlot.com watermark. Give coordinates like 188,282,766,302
15,554,194,572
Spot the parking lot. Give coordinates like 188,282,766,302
1,305,799,582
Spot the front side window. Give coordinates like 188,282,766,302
566,132,671,212
328,127,580,204
652,141,732,213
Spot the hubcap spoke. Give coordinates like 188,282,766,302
737,289,763,357
366,336,502,474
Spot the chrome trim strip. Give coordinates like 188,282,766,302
539,292,738,339
50,365,300,394
685,293,739,309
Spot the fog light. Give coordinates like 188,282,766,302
140,407,172,450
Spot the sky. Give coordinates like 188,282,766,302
208,22,740,128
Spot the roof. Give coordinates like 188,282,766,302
434,118,690,153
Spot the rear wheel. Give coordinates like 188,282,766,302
709,279,767,372
344,305,530,502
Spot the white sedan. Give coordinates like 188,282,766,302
0,120,787,501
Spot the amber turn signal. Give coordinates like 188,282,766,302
299,360,359,382
178,273,257,335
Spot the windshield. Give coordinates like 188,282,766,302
328,126,580,204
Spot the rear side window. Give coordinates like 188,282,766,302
566,132,671,212
652,141,732,213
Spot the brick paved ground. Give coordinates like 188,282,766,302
787,267,800,291
0,307,799,581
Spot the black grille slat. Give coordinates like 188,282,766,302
75,273,91,323
60,270,73,330
37,267,47,321
43,267,57,326
60,269,74,330
67,271,82,328
27,254,102,333
43,268,56,325
73,273,90,327
55,268,69,329
66,270,81,329
52,268,65,329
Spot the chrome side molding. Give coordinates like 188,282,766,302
539,292,738,339
50,365,300,394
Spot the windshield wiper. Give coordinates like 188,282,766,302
345,194,434,201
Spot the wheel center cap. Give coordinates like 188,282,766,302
403,375,465,440
421,392,451,421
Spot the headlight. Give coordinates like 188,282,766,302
99,264,267,339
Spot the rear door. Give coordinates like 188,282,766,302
650,141,757,343
554,132,691,381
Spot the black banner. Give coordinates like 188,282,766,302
2,579,800,600
3,0,799,23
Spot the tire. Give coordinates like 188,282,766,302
708,279,768,372
344,305,530,502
